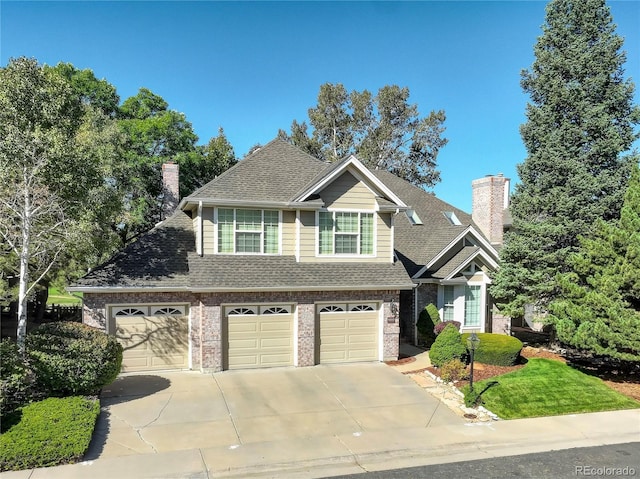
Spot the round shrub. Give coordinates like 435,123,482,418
461,333,523,366
439,358,469,383
0,339,38,417
429,323,467,367
26,322,123,396
434,320,461,336
416,304,438,347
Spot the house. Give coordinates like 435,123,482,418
70,139,505,373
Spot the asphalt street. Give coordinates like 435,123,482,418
324,442,640,479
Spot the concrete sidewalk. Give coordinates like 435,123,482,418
2,409,638,479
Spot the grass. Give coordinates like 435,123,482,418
47,287,82,305
0,396,100,471
464,358,640,419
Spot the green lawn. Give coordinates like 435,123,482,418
47,287,82,305
466,358,640,419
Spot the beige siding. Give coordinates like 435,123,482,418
202,207,215,254
376,212,393,262
281,210,296,255
299,210,317,259
319,170,376,209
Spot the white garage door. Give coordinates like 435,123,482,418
112,305,189,372
226,304,294,370
319,302,379,364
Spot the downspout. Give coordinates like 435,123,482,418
198,201,203,256
413,282,419,346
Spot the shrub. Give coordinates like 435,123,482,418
439,358,469,383
434,320,461,336
461,333,523,366
27,322,122,396
416,304,438,347
0,339,39,417
0,396,100,471
429,324,467,367
425,304,440,325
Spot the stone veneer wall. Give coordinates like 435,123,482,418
83,289,400,373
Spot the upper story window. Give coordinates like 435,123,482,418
318,211,374,255
218,208,279,254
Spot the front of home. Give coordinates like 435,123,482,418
71,139,506,373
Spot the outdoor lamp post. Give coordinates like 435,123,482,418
467,332,480,392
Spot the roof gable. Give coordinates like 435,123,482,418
294,155,407,209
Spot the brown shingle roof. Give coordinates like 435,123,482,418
371,170,476,276
188,254,413,291
184,139,328,205
75,210,195,288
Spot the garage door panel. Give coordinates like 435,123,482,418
260,337,291,348
319,308,378,364
115,311,189,372
227,309,294,370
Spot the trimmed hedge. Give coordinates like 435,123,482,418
416,304,438,347
0,396,100,471
27,322,122,396
429,324,467,367
461,333,523,366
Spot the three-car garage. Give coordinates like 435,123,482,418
109,301,383,372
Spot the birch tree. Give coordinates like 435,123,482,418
0,57,93,349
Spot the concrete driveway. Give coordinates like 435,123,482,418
86,362,462,459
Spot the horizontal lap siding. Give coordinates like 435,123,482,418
281,210,296,255
320,171,376,210
202,207,215,254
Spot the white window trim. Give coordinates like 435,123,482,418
214,207,282,255
315,208,377,258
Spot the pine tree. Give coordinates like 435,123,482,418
549,164,640,361
491,0,640,317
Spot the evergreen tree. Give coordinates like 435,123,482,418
549,164,640,361
491,0,639,317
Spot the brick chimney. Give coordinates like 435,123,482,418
472,174,510,245
162,162,179,219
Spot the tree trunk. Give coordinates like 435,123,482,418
16,178,31,353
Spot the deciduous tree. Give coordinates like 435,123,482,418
0,58,113,349
490,0,639,317
280,83,447,190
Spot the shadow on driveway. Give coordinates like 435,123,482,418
85,375,172,460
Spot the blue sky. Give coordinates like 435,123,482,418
2,1,638,212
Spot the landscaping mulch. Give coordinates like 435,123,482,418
425,346,640,402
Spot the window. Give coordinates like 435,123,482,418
152,306,185,316
319,305,345,312
444,211,462,225
114,307,147,316
217,208,279,254
464,285,481,327
262,306,290,315
227,307,256,315
318,211,374,255
442,286,455,321
350,304,375,311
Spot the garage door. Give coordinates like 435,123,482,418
112,305,189,372
319,302,379,363
226,304,294,370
